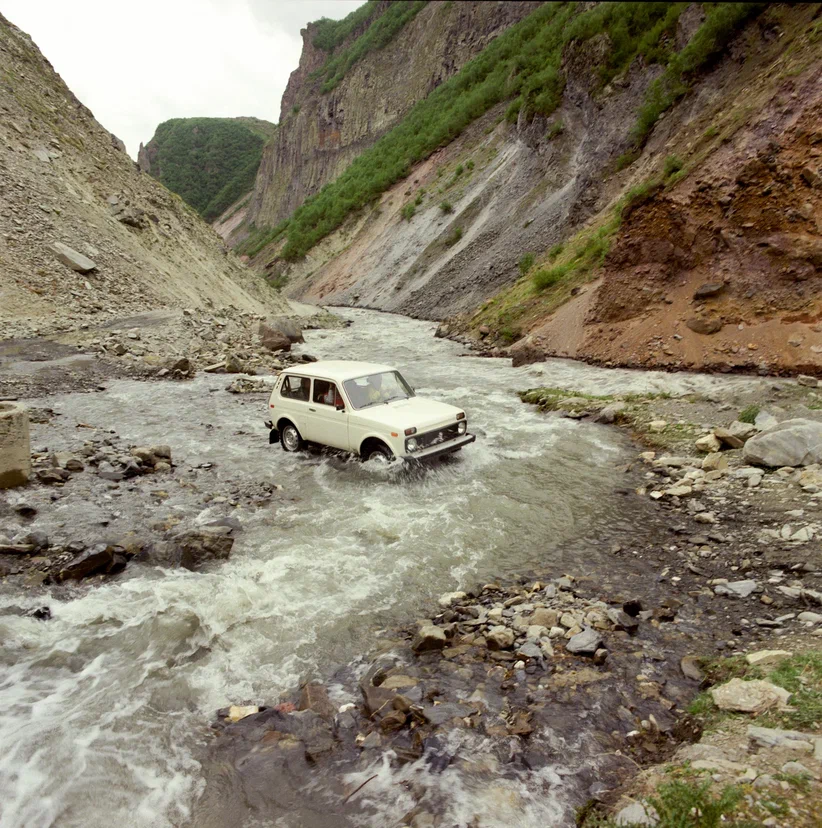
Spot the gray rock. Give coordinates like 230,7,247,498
49,241,96,274
729,420,757,441
614,801,658,826
171,532,234,571
797,374,819,388
713,427,744,449
595,401,627,424
686,317,723,335
744,418,822,467
412,625,446,653
486,625,515,650
748,725,817,752
714,579,758,598
754,410,779,431
693,283,724,299
56,544,114,581
566,627,603,655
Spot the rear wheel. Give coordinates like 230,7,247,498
280,423,303,453
364,444,394,464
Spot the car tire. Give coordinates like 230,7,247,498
280,423,303,453
364,444,394,464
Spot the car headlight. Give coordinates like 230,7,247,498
406,437,419,452
457,420,467,434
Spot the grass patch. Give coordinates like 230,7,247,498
546,119,565,140
738,404,760,424
400,202,416,221
704,124,719,138
518,252,535,276
583,779,755,827
445,226,463,247
687,652,822,733
439,200,453,213
663,153,684,177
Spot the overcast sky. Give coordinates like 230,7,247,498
2,0,363,158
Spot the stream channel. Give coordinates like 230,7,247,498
0,309,771,827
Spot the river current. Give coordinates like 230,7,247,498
0,309,773,827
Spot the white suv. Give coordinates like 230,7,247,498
265,360,475,462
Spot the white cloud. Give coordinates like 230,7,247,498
2,0,363,158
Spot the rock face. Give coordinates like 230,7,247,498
743,419,822,467
0,13,291,339
244,1,540,233
0,402,30,489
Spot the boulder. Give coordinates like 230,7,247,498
49,241,96,273
224,354,243,374
412,625,446,653
745,650,792,669
595,401,627,424
510,336,546,368
754,410,779,431
56,544,115,581
686,317,722,335
701,452,727,472
260,329,291,353
797,374,819,388
566,627,603,655
171,531,234,571
695,434,721,453
693,283,724,299
486,625,515,650
0,402,30,489
714,579,758,598
259,317,303,348
729,420,757,442
743,419,822,467
711,678,791,713
614,802,658,826
713,427,744,449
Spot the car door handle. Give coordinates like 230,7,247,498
309,407,316,412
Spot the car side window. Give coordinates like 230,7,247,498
313,379,342,407
281,375,310,402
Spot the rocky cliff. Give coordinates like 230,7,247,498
244,2,822,376
0,14,289,339
241,0,541,240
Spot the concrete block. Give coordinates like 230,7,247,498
0,402,31,488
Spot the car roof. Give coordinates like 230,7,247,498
281,360,396,382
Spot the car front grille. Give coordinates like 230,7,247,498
417,423,461,449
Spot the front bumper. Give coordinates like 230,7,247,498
403,433,475,461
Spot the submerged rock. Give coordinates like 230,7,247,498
171,532,234,571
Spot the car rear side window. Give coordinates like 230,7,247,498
281,375,310,401
313,379,343,407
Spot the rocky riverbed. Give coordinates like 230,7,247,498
1,308,821,827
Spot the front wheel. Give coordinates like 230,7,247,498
364,444,394,464
280,423,303,453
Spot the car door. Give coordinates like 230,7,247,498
278,374,313,435
302,378,350,450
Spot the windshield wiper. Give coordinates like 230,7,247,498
383,395,407,404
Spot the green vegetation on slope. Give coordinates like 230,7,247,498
313,1,428,94
251,1,762,262
147,117,275,222
311,1,381,52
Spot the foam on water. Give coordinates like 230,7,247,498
0,309,775,826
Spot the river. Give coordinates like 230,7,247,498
0,309,773,827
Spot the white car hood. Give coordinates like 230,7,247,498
350,396,462,432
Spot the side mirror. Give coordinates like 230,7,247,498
336,403,346,411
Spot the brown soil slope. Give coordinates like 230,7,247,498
0,14,288,340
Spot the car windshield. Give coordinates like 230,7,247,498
343,371,414,410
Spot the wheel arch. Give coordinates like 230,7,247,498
276,416,299,434
359,435,393,459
